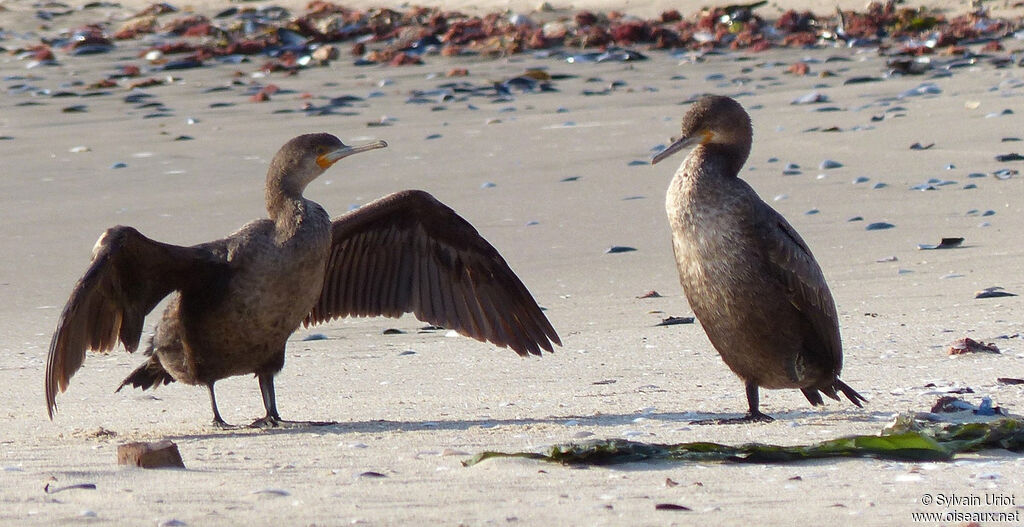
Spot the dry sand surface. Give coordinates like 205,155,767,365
2,0,1024,525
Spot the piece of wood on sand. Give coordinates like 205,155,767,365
116,440,185,469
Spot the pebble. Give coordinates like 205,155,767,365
480,182,496,189
819,159,842,169
791,91,828,104
111,162,127,169
852,176,870,184
917,237,963,250
975,287,1017,299
866,222,895,231
251,488,290,496
69,146,91,153
605,246,637,254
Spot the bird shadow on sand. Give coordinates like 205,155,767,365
164,408,886,441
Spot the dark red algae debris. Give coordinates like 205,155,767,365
12,1,1024,73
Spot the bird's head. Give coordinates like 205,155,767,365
651,95,752,173
269,133,388,192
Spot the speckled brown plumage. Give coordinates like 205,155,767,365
652,96,865,422
45,133,561,428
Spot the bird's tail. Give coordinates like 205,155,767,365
834,379,867,407
803,379,867,408
116,357,174,392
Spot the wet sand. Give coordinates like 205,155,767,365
2,0,1024,524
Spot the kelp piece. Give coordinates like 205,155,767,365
464,415,1024,467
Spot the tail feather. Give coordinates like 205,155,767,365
801,379,867,408
116,358,174,392
801,387,824,406
834,378,867,408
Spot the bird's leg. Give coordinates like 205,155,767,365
249,371,282,429
208,382,238,429
690,380,775,425
741,381,774,422
249,371,336,429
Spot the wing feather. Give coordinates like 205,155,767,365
758,205,842,373
306,190,560,356
45,226,228,418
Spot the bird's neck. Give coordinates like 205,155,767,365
689,144,748,180
265,172,310,236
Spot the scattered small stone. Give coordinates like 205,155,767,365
111,162,127,169
791,91,828,105
865,222,894,231
917,237,963,250
605,246,636,254
975,287,1017,299
655,316,694,326
43,482,97,494
302,333,328,341
876,256,897,262
997,378,1024,385
117,441,185,469
480,182,496,189
992,169,1017,180
819,159,842,169
995,153,1024,162
655,503,692,511
251,488,290,496
382,328,405,335
637,290,661,298
398,350,415,356
359,471,387,478
804,209,819,215
909,142,934,150
852,176,869,184
948,337,999,355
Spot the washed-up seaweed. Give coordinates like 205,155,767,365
13,1,1024,71
463,413,1024,466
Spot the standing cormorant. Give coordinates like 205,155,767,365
651,96,865,422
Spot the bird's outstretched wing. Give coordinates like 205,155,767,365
758,206,842,373
45,226,229,418
306,190,561,356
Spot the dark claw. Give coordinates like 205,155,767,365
212,418,241,430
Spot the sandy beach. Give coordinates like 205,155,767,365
2,0,1024,524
